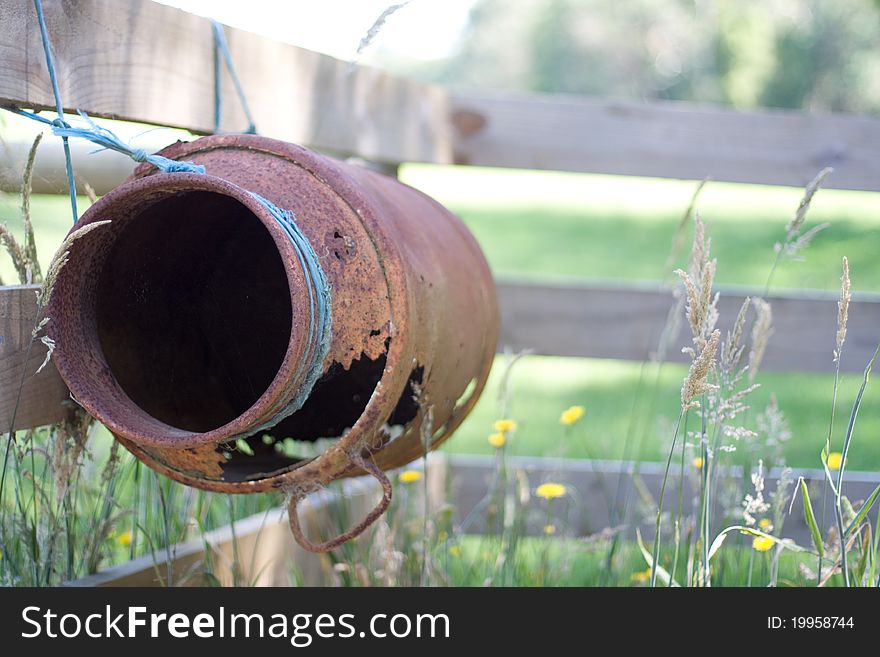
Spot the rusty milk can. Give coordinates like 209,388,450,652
47,134,498,551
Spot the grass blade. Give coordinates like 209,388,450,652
636,528,680,587
799,478,824,558
844,483,880,538
708,525,812,562
835,341,880,586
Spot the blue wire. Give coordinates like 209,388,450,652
32,0,77,224
211,20,258,135
244,194,332,434
51,111,205,174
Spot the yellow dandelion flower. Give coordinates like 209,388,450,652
826,451,844,471
488,432,506,448
752,535,775,552
543,524,556,535
536,482,567,499
448,545,462,558
494,419,517,433
438,530,448,542
399,470,423,484
559,405,585,426
631,567,652,583
116,530,133,547
758,518,773,530
692,457,703,469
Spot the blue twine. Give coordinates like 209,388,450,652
32,0,77,224
211,20,258,135
51,111,205,174
243,194,333,434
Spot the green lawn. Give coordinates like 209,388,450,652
400,164,880,293
3,163,879,471
448,354,880,471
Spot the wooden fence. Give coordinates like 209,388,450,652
2,0,880,429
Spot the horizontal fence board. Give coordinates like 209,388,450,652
0,137,141,195
0,0,452,165
0,284,69,431
67,454,880,585
0,138,399,195
496,280,880,374
64,477,382,587
447,454,880,546
2,3,879,191
4,280,879,430
451,91,880,191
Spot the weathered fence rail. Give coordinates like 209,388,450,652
4,281,878,432
0,0,451,165
450,92,880,192
497,280,880,373
4,0,880,191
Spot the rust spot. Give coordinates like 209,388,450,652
451,109,488,137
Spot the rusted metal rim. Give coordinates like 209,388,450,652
120,138,420,491
47,172,319,449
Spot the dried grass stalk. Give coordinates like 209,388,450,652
748,298,773,382
721,296,751,376
786,167,833,237
0,222,28,284
81,179,98,205
37,220,111,308
51,407,92,501
666,177,709,274
681,329,720,409
356,2,411,58
835,256,851,364
21,133,43,282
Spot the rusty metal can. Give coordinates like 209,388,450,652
47,134,498,550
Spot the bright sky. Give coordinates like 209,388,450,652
154,0,477,61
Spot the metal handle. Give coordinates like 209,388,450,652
287,453,392,553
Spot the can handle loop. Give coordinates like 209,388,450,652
287,453,392,553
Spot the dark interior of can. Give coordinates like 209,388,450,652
95,191,294,434
93,189,404,481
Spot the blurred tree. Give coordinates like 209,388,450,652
375,0,880,114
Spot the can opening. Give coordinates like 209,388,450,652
94,191,293,433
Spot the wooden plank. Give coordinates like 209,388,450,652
5,279,880,430
0,284,69,431
447,454,880,546
451,91,880,191
0,137,140,195
0,0,452,166
0,140,398,195
66,454,880,585
497,280,880,374
64,476,381,587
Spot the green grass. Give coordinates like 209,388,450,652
448,354,880,471
401,164,880,293
441,536,824,587
3,165,879,472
